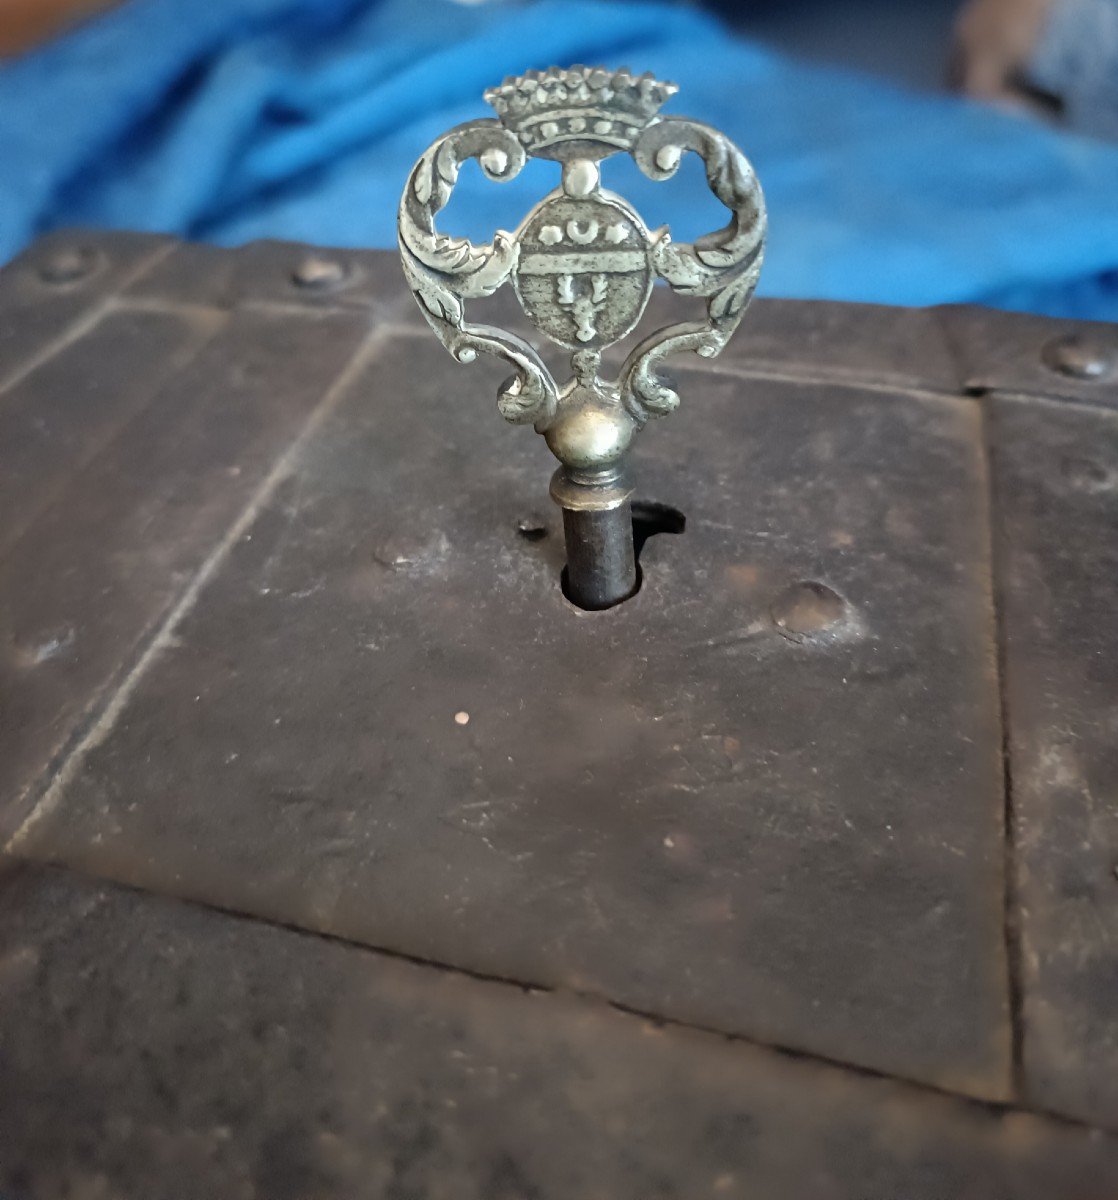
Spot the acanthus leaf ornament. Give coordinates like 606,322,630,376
397,66,767,609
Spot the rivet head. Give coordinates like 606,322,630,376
516,513,549,542
771,580,846,640
38,246,100,285
1042,334,1117,382
373,534,430,571
291,256,348,290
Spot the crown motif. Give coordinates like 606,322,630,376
484,66,678,159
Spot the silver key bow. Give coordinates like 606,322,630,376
398,66,766,608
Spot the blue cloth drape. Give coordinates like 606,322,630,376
3,0,1118,318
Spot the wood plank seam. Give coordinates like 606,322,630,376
0,239,177,397
27,853,1114,1143
978,389,1028,1105
3,322,394,856
0,305,226,561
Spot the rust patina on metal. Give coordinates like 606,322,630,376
0,230,1117,1195
398,67,765,610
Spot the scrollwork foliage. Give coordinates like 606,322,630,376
398,112,766,431
619,117,766,422
398,119,559,428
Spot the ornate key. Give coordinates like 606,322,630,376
398,66,766,609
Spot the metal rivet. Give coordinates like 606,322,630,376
291,256,348,290
516,514,549,541
373,535,425,570
771,580,846,639
38,246,100,285
1042,334,1117,382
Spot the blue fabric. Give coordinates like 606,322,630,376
3,0,1118,319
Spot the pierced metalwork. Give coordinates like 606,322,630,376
398,66,767,607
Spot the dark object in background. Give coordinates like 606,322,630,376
1,230,1118,1195
944,0,1118,139
711,0,964,92
0,0,117,54
710,0,1118,140
952,0,1057,100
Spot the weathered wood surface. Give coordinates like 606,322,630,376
1,231,1116,1196
988,394,1118,1130
1,861,1114,1200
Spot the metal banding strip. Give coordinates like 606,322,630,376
518,251,647,275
